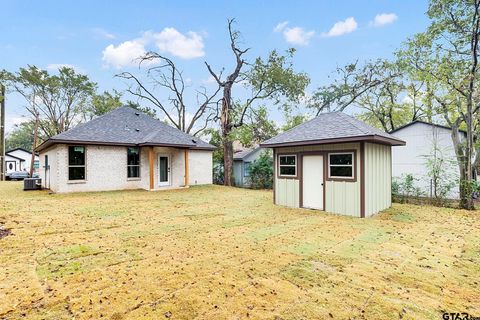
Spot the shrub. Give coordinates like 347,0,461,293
246,151,273,189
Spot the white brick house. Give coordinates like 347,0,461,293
36,107,214,193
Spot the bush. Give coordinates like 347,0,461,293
246,151,273,189
392,174,424,203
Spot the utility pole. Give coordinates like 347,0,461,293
0,84,5,181
29,112,39,177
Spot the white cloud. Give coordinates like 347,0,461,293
102,38,148,68
148,28,204,59
283,27,315,45
370,13,398,27
322,17,358,37
102,28,205,68
92,27,116,39
274,21,315,46
274,21,289,33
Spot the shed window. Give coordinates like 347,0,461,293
68,146,85,180
127,147,140,178
328,152,354,179
278,155,296,177
243,162,251,177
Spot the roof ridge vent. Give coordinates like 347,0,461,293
135,128,140,132
135,112,140,116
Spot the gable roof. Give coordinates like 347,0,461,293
233,147,262,160
260,112,405,147
36,106,215,152
389,120,467,135
5,153,25,161
7,147,33,154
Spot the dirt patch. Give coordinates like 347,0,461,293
0,225,12,239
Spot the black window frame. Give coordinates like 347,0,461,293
328,152,354,179
68,146,86,181
278,154,297,177
127,147,140,178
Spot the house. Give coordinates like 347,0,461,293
4,148,39,175
35,106,215,193
233,147,268,187
390,120,464,199
260,112,405,217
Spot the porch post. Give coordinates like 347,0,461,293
184,149,189,187
149,147,154,190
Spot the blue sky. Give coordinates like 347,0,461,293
1,0,430,133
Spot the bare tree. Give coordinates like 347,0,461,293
205,19,309,185
117,53,221,136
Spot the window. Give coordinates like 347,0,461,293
33,160,39,169
328,152,354,179
127,147,140,178
278,155,296,177
68,146,85,180
243,162,251,177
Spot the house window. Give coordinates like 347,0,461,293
278,155,296,177
328,152,354,179
68,146,85,180
244,162,251,177
127,147,140,178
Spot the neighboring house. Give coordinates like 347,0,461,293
4,148,39,174
261,112,405,218
36,106,215,193
233,147,267,187
390,120,464,199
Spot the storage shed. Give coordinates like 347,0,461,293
260,112,406,217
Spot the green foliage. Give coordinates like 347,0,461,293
281,113,310,132
2,65,96,138
5,122,38,151
232,107,278,148
246,151,273,189
393,174,424,203
125,100,158,119
421,140,457,204
84,90,123,119
247,48,310,112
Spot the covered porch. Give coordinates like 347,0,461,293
144,146,190,191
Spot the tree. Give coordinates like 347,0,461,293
2,66,96,138
117,53,221,136
5,122,38,151
397,0,480,209
205,19,310,186
84,90,123,120
308,59,425,132
232,106,278,148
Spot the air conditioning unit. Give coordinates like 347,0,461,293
24,178,42,191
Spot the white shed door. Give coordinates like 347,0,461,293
302,155,324,210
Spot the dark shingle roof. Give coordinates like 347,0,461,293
233,147,261,160
37,106,215,151
260,112,405,147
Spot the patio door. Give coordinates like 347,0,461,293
158,155,171,187
302,155,324,210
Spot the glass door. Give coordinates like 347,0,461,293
158,155,170,186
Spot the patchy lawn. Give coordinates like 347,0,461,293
0,182,479,320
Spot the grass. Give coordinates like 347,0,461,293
0,182,479,319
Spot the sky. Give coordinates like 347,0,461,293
1,0,430,134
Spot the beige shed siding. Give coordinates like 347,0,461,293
275,178,300,207
275,143,361,216
364,142,392,216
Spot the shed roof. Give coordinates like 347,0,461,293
36,106,215,152
233,147,263,160
260,112,405,147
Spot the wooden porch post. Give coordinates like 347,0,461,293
184,149,189,187
149,147,154,190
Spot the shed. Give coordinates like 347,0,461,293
260,112,406,217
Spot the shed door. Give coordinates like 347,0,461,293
302,155,324,210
